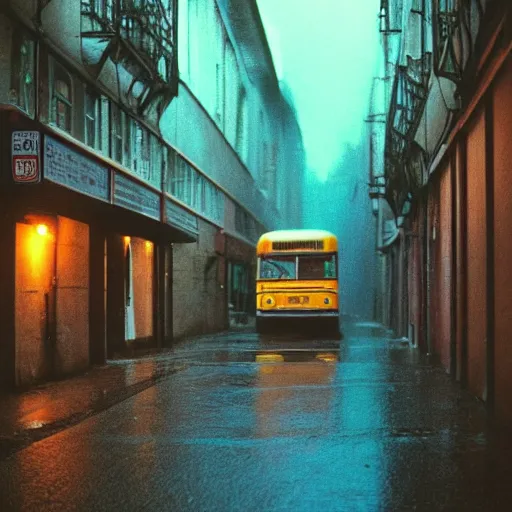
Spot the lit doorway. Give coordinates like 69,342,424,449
15,218,56,384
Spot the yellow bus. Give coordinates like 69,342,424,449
256,229,340,337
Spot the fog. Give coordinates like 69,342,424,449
257,0,381,320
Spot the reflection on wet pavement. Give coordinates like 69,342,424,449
0,358,184,453
0,323,512,511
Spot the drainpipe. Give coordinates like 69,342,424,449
377,198,385,326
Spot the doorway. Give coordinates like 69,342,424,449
15,218,56,385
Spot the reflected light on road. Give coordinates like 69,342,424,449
315,353,337,363
256,353,284,363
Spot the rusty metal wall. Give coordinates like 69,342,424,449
438,161,453,372
428,176,440,359
454,140,467,384
492,58,512,424
466,107,487,402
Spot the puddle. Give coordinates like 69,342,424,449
213,349,340,364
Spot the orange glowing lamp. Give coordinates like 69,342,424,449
36,224,48,236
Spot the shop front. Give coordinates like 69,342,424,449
0,107,198,388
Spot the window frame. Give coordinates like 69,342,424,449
85,88,101,149
51,59,74,133
10,30,36,117
110,102,123,163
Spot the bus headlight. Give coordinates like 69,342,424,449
324,297,331,305
262,295,276,307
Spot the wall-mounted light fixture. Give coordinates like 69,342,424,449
36,224,49,236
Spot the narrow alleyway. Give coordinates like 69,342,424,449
0,321,511,511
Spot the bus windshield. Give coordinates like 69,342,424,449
260,256,296,279
298,254,337,279
259,254,337,280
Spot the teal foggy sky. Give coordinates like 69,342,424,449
256,0,380,181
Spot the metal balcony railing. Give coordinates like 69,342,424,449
384,51,431,212
432,0,470,82
118,0,175,82
81,0,175,80
80,0,178,117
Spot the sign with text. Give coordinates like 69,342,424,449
165,198,199,239
114,173,161,220
44,136,110,201
12,131,41,183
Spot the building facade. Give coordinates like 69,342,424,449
368,0,511,425
0,0,305,388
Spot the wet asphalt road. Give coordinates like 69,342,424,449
1,323,512,511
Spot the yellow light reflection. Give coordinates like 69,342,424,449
256,353,284,363
315,353,337,363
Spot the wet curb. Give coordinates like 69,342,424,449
0,362,188,462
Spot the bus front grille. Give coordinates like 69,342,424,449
272,240,324,251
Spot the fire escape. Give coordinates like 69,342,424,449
80,0,178,120
385,52,431,213
432,0,465,83
380,0,432,215
432,0,487,97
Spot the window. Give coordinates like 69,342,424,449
236,90,248,161
203,182,224,224
133,123,151,181
165,148,176,194
51,61,73,132
10,31,35,116
151,135,163,189
85,89,101,149
123,113,132,167
111,104,133,165
111,103,123,163
169,154,225,223
171,155,187,202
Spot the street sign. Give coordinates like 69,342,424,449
12,131,41,183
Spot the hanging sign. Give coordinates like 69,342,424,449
12,131,41,183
